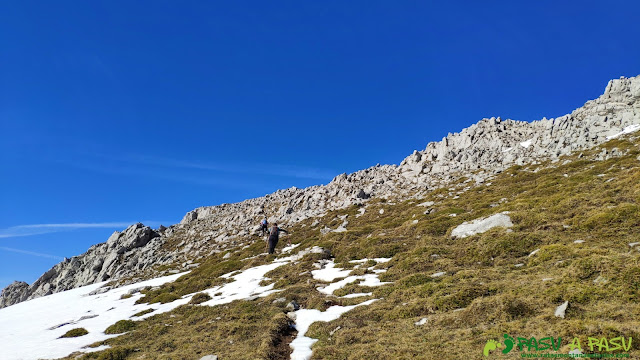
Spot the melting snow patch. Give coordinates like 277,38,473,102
290,299,378,360
341,292,372,299
349,257,391,264
318,274,390,295
528,249,540,257
450,212,513,238
502,147,513,153
606,124,640,139
311,261,352,282
414,318,428,326
520,139,533,148
629,242,640,248
379,209,384,214
430,272,446,278
201,263,285,306
0,272,189,360
281,243,301,253
356,208,366,217
573,240,585,244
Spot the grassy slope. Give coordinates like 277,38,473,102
69,136,640,359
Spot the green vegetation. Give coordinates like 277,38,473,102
81,347,133,360
60,328,88,338
105,320,137,334
131,308,154,317
189,292,212,304
66,137,640,359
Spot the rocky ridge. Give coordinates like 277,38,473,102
1,75,639,308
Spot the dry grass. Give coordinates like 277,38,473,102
68,136,640,359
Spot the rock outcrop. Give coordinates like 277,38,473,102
0,223,168,307
398,76,640,184
2,75,639,308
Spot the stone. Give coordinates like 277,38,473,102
555,301,569,318
451,212,513,238
286,300,300,311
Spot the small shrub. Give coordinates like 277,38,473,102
120,293,133,300
105,320,136,334
132,308,154,317
60,327,88,338
81,347,133,360
189,292,212,304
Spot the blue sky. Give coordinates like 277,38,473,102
1,1,639,290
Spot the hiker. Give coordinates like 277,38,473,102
266,223,289,254
259,217,268,236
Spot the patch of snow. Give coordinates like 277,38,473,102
629,242,640,248
279,246,325,263
290,299,377,360
448,213,457,217
502,147,513,153
573,240,585,244
430,272,446,278
311,261,352,282
341,292,372,299
318,274,391,295
0,272,188,360
514,263,524,268
450,212,513,238
528,249,540,257
201,263,285,306
414,317,428,326
606,124,640,139
281,243,301,253
542,278,554,282
412,220,419,224
379,209,384,215
520,139,533,148
349,258,392,264
554,301,569,318
355,208,366,218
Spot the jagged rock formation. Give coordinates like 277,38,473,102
1,75,639,308
0,223,168,308
398,76,640,183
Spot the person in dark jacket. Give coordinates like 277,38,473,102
267,223,289,254
259,217,268,236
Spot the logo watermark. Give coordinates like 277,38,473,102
483,334,632,358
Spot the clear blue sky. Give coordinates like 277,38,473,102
1,1,639,290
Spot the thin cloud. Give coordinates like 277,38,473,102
0,221,166,239
0,246,64,261
105,153,337,181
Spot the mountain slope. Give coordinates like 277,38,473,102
1,75,639,311
59,132,640,359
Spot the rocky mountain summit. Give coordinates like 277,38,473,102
2,75,639,309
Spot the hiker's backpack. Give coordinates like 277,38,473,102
261,219,267,226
